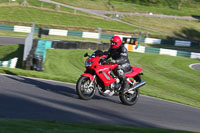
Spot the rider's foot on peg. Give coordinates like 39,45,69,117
104,90,111,94
122,81,129,94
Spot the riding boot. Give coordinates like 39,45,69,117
122,79,129,93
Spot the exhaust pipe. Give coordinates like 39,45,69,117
128,81,146,91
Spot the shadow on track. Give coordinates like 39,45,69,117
1,74,161,129
3,72,121,104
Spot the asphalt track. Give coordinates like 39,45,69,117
0,37,25,44
0,73,200,131
190,63,200,71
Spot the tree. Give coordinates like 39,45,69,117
177,0,185,9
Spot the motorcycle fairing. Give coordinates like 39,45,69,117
125,66,143,78
81,73,95,81
95,64,118,86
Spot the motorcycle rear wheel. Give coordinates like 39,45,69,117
76,76,96,100
119,88,139,105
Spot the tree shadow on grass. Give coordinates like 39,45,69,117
172,27,200,42
0,44,24,68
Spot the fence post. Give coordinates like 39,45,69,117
97,27,102,44
23,24,35,68
97,27,101,49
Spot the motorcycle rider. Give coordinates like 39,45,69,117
105,36,131,93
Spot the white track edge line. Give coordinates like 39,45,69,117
0,73,75,86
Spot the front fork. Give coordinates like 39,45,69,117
88,75,96,88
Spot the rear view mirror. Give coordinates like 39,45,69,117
84,53,89,57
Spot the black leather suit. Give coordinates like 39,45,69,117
106,45,131,91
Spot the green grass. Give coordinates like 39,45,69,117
0,119,195,133
0,6,137,32
44,49,200,108
1,0,200,17
0,44,24,68
0,2,200,41
0,0,200,42
0,45,200,108
121,15,200,41
53,0,200,16
0,0,90,15
111,0,200,16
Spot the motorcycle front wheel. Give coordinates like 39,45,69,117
76,76,96,100
119,88,139,105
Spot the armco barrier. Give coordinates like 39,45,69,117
0,24,14,31
124,44,200,59
0,58,18,68
0,24,199,47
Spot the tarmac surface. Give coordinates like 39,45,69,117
0,37,25,44
0,73,200,132
189,63,200,71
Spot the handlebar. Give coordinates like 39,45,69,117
100,57,114,65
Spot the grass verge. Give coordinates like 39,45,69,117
0,3,200,41
121,15,200,41
1,0,200,17
0,6,136,33
53,0,200,16
0,119,196,133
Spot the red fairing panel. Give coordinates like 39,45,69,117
125,66,143,78
81,73,94,81
95,64,118,86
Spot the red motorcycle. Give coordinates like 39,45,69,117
76,50,146,105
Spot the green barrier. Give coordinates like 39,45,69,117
145,47,160,54
0,58,16,68
35,40,52,61
191,42,199,48
177,50,191,57
0,24,14,31
34,28,39,34
101,33,114,39
161,39,175,45
67,30,83,37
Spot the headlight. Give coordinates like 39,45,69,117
85,60,93,67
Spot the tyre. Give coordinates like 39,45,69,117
76,76,96,100
119,88,139,106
